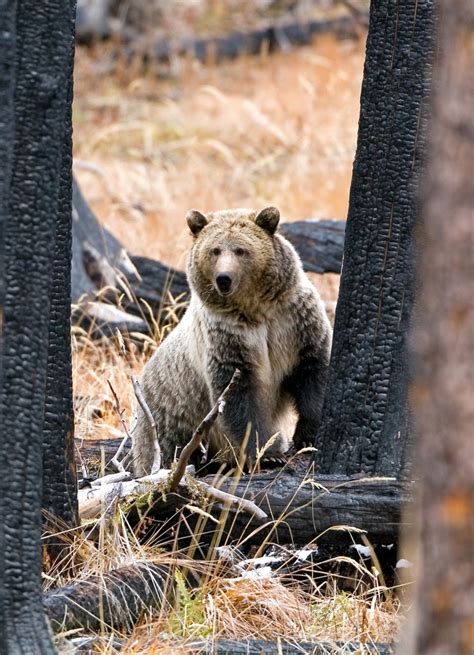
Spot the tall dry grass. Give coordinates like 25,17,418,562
73,34,364,269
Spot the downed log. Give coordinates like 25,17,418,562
43,562,173,633
75,438,411,546
193,640,393,655
148,14,367,64
72,177,345,335
67,636,393,654
76,1,368,54
75,437,411,547
143,469,411,550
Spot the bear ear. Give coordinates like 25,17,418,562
186,209,208,236
255,206,280,235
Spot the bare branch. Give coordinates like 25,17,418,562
131,375,161,472
195,480,267,521
107,379,132,473
168,369,241,492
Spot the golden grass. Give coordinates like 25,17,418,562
46,479,402,652
73,34,365,270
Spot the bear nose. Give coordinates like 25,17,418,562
216,273,233,294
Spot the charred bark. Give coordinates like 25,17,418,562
316,1,437,478
194,640,392,655
67,636,393,654
404,3,474,654
123,467,411,552
43,563,173,633
0,1,77,652
42,4,79,535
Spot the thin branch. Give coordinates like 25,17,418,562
195,480,267,522
168,369,241,492
131,375,162,473
107,379,132,473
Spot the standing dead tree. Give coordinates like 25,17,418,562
0,1,77,652
315,0,437,479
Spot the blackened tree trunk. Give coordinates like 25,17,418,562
42,6,79,532
404,4,474,654
315,1,437,478
0,1,77,652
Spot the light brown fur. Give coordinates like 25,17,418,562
132,207,332,475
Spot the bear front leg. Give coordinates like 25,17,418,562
207,357,273,464
284,338,331,450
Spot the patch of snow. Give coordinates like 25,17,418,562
396,558,413,569
382,543,394,550
238,555,283,570
294,549,316,561
241,566,274,580
351,544,371,558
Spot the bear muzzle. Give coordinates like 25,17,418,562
215,273,234,296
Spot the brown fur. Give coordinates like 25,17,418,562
132,207,332,475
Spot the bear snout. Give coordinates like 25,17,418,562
215,273,233,295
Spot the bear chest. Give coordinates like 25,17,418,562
243,320,297,389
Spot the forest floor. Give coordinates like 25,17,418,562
62,16,406,653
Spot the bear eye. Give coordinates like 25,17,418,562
211,247,221,256
235,247,247,256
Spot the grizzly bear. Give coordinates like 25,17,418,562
132,207,332,475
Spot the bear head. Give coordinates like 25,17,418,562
185,207,297,320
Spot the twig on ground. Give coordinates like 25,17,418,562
131,375,161,473
107,379,132,473
195,479,267,521
168,369,241,492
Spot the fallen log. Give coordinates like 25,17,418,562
71,177,345,336
140,469,411,550
75,437,411,547
193,640,393,655
149,14,367,65
67,636,393,654
43,562,173,633
76,1,368,55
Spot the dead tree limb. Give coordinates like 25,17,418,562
43,563,174,633
168,369,241,491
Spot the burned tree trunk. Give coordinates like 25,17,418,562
405,3,474,654
0,1,77,652
42,7,79,532
316,1,438,478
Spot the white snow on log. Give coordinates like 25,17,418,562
351,544,372,558
241,566,274,580
396,558,413,569
294,549,316,561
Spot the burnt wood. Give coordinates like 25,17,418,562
315,0,437,478
43,563,173,633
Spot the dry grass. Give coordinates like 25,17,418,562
73,33,364,270
46,477,402,653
